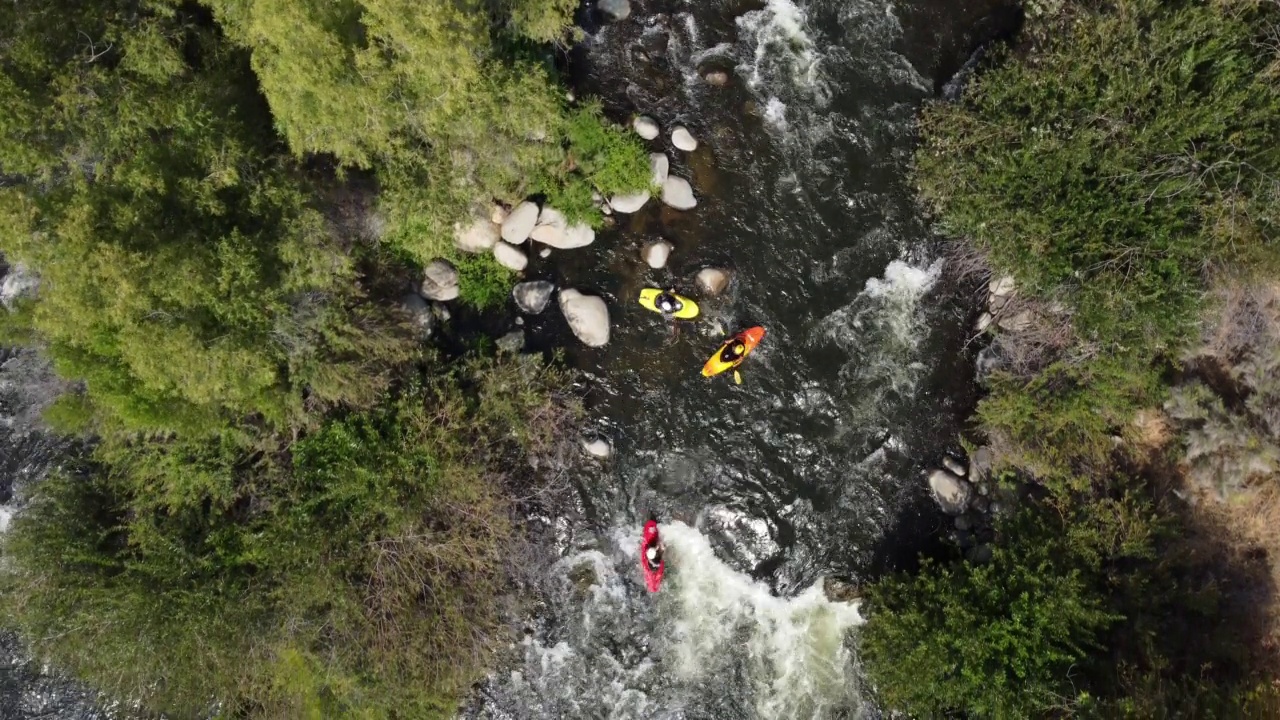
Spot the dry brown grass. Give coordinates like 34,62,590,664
1182,480,1280,670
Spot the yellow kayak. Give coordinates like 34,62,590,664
639,288,700,319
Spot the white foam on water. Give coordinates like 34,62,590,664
763,96,789,130
0,506,11,534
737,0,825,95
660,522,866,719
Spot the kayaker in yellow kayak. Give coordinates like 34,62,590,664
639,287,699,319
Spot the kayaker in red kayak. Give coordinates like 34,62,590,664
640,520,665,592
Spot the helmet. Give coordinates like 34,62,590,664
645,546,658,561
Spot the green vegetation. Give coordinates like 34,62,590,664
0,0,613,715
2,358,579,717
863,0,1280,716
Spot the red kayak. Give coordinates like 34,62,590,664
640,520,665,592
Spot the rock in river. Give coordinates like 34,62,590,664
650,153,669,186
928,469,972,515
493,242,528,271
661,176,696,210
696,267,730,295
496,330,525,354
582,437,612,459
513,281,554,314
419,259,460,301
454,217,499,253
942,455,967,477
599,0,630,22
542,223,595,250
501,200,539,244
703,69,731,86
671,125,698,152
610,191,651,214
632,115,659,140
559,288,610,347
530,206,568,246
643,241,672,269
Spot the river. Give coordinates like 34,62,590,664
464,0,1007,718
0,0,1009,717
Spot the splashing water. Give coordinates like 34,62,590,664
470,522,865,720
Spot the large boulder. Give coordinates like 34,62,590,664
599,0,630,22
650,153,669,186
513,280,554,314
559,289,610,347
454,217,499,253
822,576,862,603
671,126,698,151
661,176,697,210
642,241,672,269
530,206,568,246
609,191,651,214
555,223,596,249
969,446,994,480
493,242,528,271
501,201,539,244
928,469,972,515
633,115,659,140
696,267,730,295
420,259,460,301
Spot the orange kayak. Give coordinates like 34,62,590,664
702,326,766,377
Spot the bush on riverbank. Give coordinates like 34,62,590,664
1,356,580,717
1,0,604,715
863,0,1280,715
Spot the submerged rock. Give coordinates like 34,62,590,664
671,125,698,152
501,201,539,244
559,289,610,347
703,69,731,86
649,153,669,186
454,217,500,253
512,281,554,314
610,191,651,214
661,176,697,210
696,267,730,295
419,259,460,302
493,242,528,271
822,576,862,603
582,437,612,459
633,115,659,140
928,468,972,515
642,241,672,269
496,330,525,354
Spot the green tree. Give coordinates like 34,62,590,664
0,0,411,435
915,0,1280,350
861,495,1155,718
197,0,649,261
1,355,581,718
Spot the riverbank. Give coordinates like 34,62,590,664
0,1,649,716
859,0,1280,715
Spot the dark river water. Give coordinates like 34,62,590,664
465,0,1007,718
0,0,1010,717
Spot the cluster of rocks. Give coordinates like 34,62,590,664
926,446,1017,564
612,117,699,214
974,274,1028,334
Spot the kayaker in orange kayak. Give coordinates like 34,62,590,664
702,326,765,384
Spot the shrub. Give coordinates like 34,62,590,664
0,354,581,718
915,0,1280,352
861,494,1158,718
